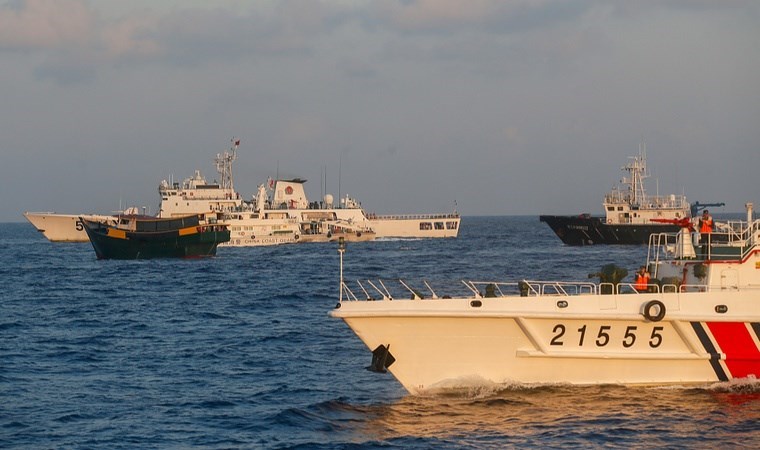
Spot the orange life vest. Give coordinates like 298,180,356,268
635,273,650,291
699,216,714,233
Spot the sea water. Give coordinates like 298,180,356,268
2,217,758,448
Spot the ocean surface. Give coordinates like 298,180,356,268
2,216,759,449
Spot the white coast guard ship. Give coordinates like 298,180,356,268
158,141,458,246
24,140,460,245
24,212,121,242
262,178,459,241
332,203,760,395
156,141,303,247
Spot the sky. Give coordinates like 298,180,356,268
1,0,759,222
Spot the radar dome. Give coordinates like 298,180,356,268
324,194,334,205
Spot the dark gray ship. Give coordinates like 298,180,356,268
540,147,721,245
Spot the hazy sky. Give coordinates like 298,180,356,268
2,0,759,222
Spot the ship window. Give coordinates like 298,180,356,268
607,206,614,211
420,222,432,230
446,221,458,229
434,222,444,230
617,207,624,211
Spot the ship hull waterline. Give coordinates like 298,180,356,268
540,215,682,245
82,221,230,259
24,212,114,242
331,293,760,395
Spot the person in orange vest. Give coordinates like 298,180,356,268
698,209,714,258
634,266,650,293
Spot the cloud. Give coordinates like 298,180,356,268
366,0,592,34
0,0,164,82
0,0,161,58
0,0,603,85
101,14,162,60
0,0,94,50
0,0,350,82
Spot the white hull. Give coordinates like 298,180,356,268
220,213,301,247
298,230,376,243
25,142,460,245
333,291,759,394
369,215,460,238
333,207,760,395
221,209,460,245
221,234,298,247
24,212,116,242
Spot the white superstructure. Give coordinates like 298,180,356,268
260,178,460,241
157,141,459,245
24,139,460,245
602,145,689,225
332,203,760,395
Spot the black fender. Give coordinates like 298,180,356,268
642,300,666,322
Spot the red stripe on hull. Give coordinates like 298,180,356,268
706,322,760,379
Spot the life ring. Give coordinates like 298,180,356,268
294,234,299,240
642,300,666,322
240,231,245,236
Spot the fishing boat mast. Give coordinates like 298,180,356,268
622,142,649,207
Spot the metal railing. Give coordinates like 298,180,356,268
366,213,460,220
337,278,740,302
648,218,760,267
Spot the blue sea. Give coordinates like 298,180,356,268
2,217,759,449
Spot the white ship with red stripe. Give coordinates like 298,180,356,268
331,203,760,395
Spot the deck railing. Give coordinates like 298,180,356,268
648,218,760,268
337,278,758,302
366,213,460,220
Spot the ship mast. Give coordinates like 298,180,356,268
216,138,239,191
623,142,649,207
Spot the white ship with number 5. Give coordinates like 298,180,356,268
332,203,760,395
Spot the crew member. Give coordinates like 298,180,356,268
634,266,650,293
698,209,714,258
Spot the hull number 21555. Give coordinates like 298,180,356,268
550,324,664,348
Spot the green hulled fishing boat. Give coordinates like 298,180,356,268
81,214,230,259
